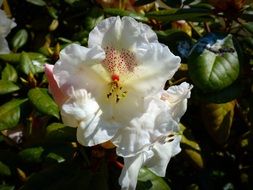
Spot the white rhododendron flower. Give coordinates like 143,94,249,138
0,8,16,54
45,16,192,190
46,16,181,146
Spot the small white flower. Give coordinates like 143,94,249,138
51,16,181,146
0,9,16,54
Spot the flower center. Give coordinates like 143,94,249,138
107,74,127,103
102,47,137,103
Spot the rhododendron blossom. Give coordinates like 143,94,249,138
45,16,192,190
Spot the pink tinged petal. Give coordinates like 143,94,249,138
53,44,107,100
44,64,68,106
162,82,193,122
119,154,144,190
125,42,181,96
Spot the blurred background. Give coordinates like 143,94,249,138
0,0,253,189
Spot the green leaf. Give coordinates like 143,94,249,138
64,0,80,4
26,0,46,6
0,161,11,176
85,8,104,31
46,152,65,163
11,29,28,51
0,80,19,95
137,168,171,190
188,33,240,92
19,147,44,163
0,99,27,131
104,8,148,22
180,124,204,169
19,52,36,75
0,53,47,64
28,88,59,118
194,81,242,103
146,7,213,22
242,22,253,34
1,64,18,82
0,185,15,190
46,123,76,142
201,101,235,145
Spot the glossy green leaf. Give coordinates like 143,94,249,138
194,81,242,103
201,101,235,145
28,88,59,118
64,0,79,4
146,7,213,22
1,64,18,82
11,29,28,51
26,0,46,6
0,161,11,176
0,99,27,131
242,22,253,34
0,185,15,190
19,147,44,163
188,33,240,92
137,167,171,190
0,52,47,64
20,52,35,75
85,8,104,31
104,8,148,22
46,153,65,163
180,124,204,168
240,10,253,21
47,6,58,19
0,80,19,95
46,123,76,142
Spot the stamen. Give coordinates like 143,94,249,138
106,80,128,103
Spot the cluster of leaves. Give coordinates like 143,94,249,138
0,0,253,189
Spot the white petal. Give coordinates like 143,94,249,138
76,110,118,146
88,16,157,50
162,82,192,122
113,95,179,157
125,42,181,96
61,89,99,128
119,154,144,190
145,136,181,176
0,37,10,54
53,43,108,99
0,10,16,37
60,89,118,146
